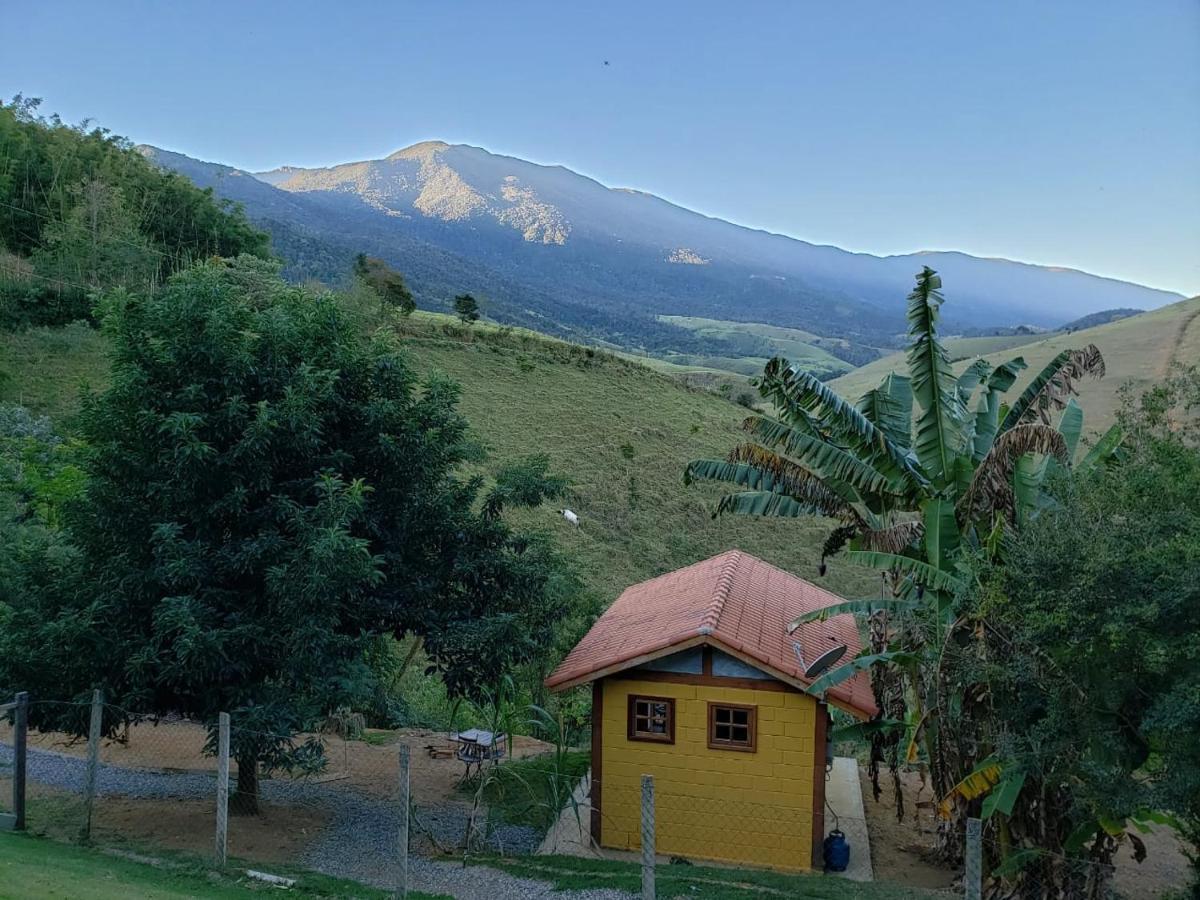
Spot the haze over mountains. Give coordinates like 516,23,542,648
142,141,1183,358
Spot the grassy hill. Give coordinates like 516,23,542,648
0,309,878,608
831,297,1200,435
654,315,860,379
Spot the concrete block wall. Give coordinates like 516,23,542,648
599,678,817,871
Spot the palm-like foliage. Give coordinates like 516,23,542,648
686,267,1116,866
686,267,1110,587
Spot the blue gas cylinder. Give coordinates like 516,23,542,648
823,829,850,872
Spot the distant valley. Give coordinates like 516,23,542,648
141,141,1184,372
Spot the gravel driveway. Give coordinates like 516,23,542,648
1,741,632,899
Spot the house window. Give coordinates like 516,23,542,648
708,702,756,752
627,695,675,743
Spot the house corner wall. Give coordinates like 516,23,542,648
599,677,818,871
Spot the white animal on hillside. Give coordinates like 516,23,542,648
559,508,580,527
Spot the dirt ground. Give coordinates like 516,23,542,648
859,766,1191,897
860,766,958,891
9,720,552,803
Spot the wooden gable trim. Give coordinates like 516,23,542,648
547,634,709,692
553,635,872,720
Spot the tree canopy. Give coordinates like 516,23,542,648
947,368,1200,894
353,253,416,315
454,293,480,325
0,96,270,327
0,257,568,811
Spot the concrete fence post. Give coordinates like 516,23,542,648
12,692,28,831
396,744,410,898
215,712,230,867
641,774,655,900
965,817,982,900
81,689,103,842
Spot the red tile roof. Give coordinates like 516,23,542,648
545,550,878,718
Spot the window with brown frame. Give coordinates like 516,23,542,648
627,695,675,743
707,702,756,751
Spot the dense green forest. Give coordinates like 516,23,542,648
0,96,270,327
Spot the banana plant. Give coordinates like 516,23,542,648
686,267,1113,603
685,267,1117,860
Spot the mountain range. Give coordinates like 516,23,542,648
141,142,1183,359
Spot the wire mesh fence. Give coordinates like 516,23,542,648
0,691,581,890
976,831,1119,900
594,766,820,874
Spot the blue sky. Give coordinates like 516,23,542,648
5,1,1198,295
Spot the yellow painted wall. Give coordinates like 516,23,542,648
599,677,818,871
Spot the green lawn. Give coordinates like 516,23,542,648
476,853,938,899
0,831,448,899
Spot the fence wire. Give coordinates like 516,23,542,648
978,832,1120,900
0,696,594,891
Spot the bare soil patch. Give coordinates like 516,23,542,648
859,766,1191,897
12,721,551,805
860,766,957,892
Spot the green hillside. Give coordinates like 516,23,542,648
0,309,878,607
656,314,868,379
831,297,1200,435
937,331,1051,359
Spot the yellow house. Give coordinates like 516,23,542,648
545,550,877,872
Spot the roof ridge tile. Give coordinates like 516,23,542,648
700,550,741,634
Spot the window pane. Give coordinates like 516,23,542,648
652,702,668,718
715,724,731,740
732,709,748,726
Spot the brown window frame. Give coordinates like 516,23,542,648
627,695,675,744
707,701,757,752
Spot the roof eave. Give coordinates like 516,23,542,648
545,633,878,720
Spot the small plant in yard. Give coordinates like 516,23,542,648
458,680,591,852
319,706,366,741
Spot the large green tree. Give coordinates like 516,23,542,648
686,268,1115,860
945,369,1200,897
0,257,567,812
353,253,416,315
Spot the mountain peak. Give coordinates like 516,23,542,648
386,140,452,161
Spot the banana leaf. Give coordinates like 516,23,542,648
757,359,928,490
938,758,1003,818
844,549,966,593
906,268,967,486
857,372,914,450
1078,422,1125,473
1000,345,1105,431
922,498,959,570
787,597,922,630
802,649,919,696
685,456,865,522
982,771,1026,819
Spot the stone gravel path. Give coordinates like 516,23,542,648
0,741,633,899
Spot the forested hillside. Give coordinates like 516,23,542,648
0,96,270,327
